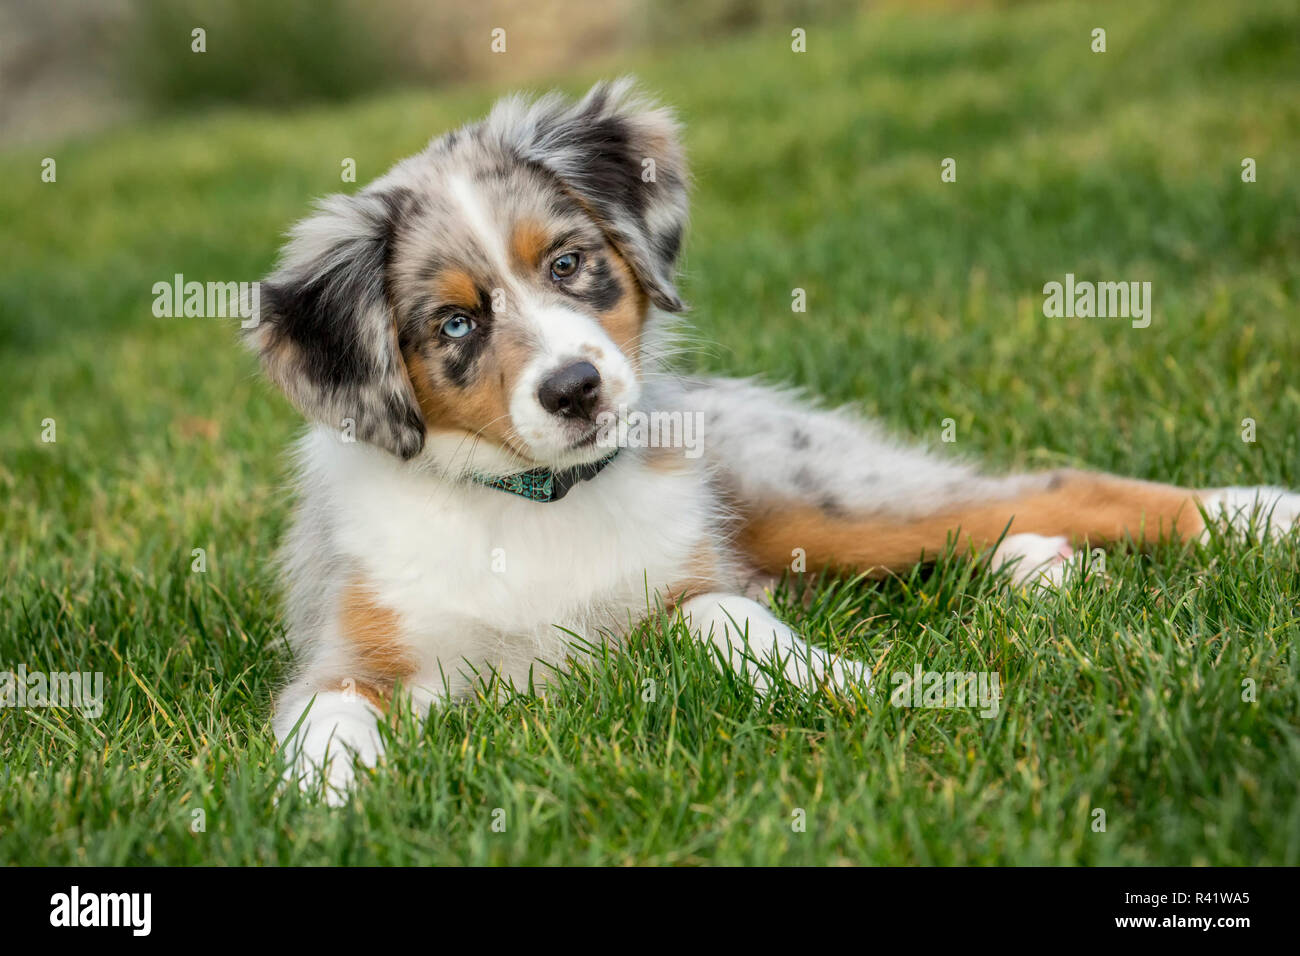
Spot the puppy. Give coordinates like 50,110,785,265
245,79,1300,802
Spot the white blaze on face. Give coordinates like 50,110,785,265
446,175,641,469
447,174,511,275
508,302,640,466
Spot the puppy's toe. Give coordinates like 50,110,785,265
991,533,1075,589
282,753,361,807
275,692,384,806
1201,486,1300,541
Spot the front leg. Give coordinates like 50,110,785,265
678,592,871,694
274,680,389,805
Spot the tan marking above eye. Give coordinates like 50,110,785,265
510,219,549,271
433,268,481,309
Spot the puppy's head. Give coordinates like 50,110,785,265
246,79,688,473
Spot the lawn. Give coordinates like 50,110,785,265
2,0,1299,865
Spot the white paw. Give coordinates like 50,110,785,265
681,592,871,694
822,654,873,690
991,533,1075,589
277,691,384,806
1200,486,1300,541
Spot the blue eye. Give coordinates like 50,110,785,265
440,314,475,339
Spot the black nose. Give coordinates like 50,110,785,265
538,361,602,419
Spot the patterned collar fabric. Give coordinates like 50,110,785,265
470,450,620,503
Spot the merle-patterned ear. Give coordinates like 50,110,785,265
245,191,426,459
492,77,690,312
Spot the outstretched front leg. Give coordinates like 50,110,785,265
677,592,871,694
276,672,452,804
275,680,388,805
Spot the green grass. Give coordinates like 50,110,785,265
3,0,1300,864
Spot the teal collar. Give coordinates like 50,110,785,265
470,450,620,503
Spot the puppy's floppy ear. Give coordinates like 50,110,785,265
493,77,689,312
245,190,426,460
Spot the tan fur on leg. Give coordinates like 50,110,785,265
736,469,1206,576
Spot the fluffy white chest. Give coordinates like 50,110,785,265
303,430,714,658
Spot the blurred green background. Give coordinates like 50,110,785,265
2,0,848,145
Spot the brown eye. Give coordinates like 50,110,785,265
550,252,581,280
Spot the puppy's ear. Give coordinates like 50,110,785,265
245,191,426,459
494,77,689,312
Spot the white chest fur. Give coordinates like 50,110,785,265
297,428,716,674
